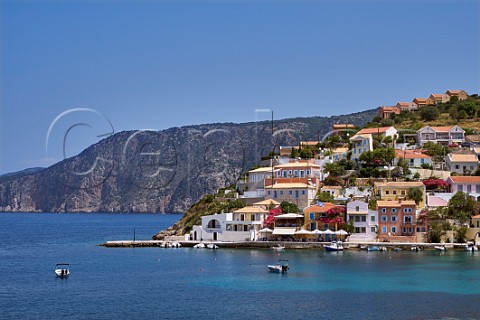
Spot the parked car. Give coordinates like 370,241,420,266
448,143,459,148
461,142,471,148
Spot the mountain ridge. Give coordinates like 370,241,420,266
0,109,376,213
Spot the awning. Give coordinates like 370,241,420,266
272,227,297,235
274,213,303,219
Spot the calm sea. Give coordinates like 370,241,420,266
1,212,479,320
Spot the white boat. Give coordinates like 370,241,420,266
325,241,344,251
206,243,218,249
367,245,387,252
465,242,478,252
434,245,446,251
411,245,421,252
170,242,181,248
194,243,205,249
267,260,289,273
271,244,285,251
55,263,70,278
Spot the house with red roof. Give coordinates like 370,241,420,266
378,106,401,119
446,90,468,101
377,200,418,242
396,101,418,111
394,149,432,167
429,93,451,104
446,176,480,201
416,125,465,146
350,126,397,161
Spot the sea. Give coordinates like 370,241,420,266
1,212,480,320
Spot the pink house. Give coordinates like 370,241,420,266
446,176,480,201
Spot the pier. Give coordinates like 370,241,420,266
100,240,470,250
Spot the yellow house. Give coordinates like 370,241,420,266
265,182,316,210
373,181,426,208
302,202,337,231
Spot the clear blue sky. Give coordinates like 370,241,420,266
1,0,479,174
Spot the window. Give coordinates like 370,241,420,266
371,216,375,222
267,191,271,195
293,170,298,177
361,215,366,222
404,216,412,223
306,170,310,176
391,227,397,233
455,165,459,169
467,185,472,193
371,227,376,233
310,222,316,231
280,191,284,195
476,185,480,193
386,191,390,195
391,216,397,222
408,208,413,213
422,227,426,232
403,208,407,213
302,190,306,195
393,191,397,195
289,190,293,195
381,226,387,233
251,214,255,221
309,213,314,220
416,227,420,232
381,216,388,222
381,208,386,213
458,185,463,192
392,208,397,213
273,191,277,198
355,206,359,211
401,191,406,196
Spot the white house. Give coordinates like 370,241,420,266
446,154,479,175
446,176,480,202
394,149,432,167
416,125,465,146
346,200,377,242
190,206,268,242
350,126,397,161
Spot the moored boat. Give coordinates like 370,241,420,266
434,245,446,251
271,244,285,251
325,241,343,252
465,242,478,252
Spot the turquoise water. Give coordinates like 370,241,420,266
1,213,479,319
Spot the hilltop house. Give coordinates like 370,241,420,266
412,97,432,107
446,90,468,101
416,125,465,146
378,106,401,119
396,102,418,112
377,200,417,242
445,154,479,175
429,94,451,104
190,206,269,242
346,200,377,242
332,123,356,136
374,181,426,208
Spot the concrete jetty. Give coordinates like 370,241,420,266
101,240,470,250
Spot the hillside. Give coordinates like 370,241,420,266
0,109,376,213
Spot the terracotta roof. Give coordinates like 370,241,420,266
303,202,336,213
275,162,320,168
397,102,412,106
379,106,400,111
430,94,444,98
377,200,416,207
234,206,269,213
395,150,431,159
471,214,480,219
448,176,480,184
321,186,342,189
413,98,427,103
356,127,394,135
448,154,479,163
374,181,424,187
265,183,314,189
446,90,464,95
253,199,280,206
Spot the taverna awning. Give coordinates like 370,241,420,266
272,227,296,235
274,213,303,219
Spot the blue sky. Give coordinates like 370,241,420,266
1,0,479,174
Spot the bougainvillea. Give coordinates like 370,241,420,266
318,206,346,226
422,178,448,190
264,207,282,228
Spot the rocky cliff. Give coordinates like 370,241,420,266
0,110,375,213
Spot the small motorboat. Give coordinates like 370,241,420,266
170,242,182,248
434,245,446,251
325,241,344,252
271,244,285,251
55,263,70,278
465,242,478,252
206,243,218,249
411,245,421,252
194,243,206,249
368,245,387,251
268,260,289,273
